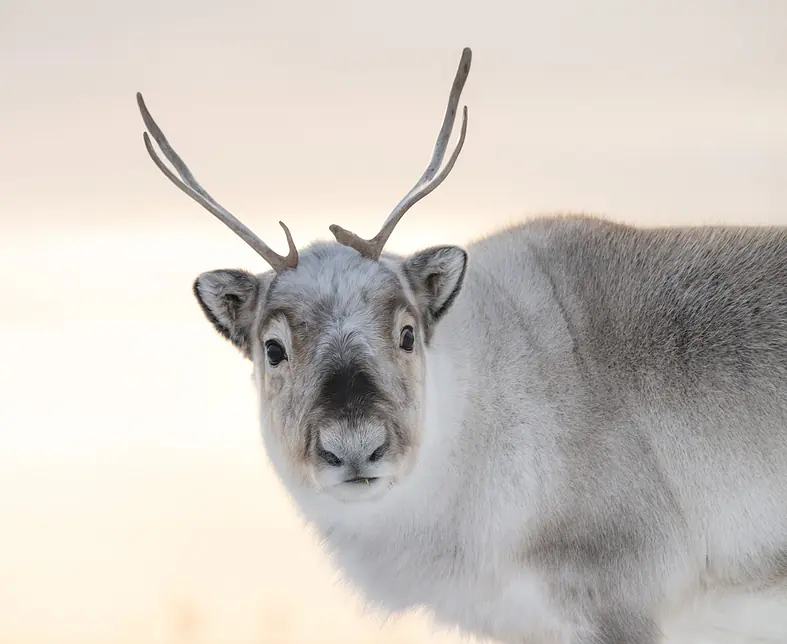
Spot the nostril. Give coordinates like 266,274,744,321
317,443,343,467
324,451,342,467
368,441,389,463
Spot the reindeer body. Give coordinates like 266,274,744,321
136,48,787,644
266,215,787,644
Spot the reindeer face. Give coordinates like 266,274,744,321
193,242,467,504
136,47,472,504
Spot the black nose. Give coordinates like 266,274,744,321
316,442,343,467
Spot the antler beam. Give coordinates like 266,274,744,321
329,47,472,260
136,92,298,272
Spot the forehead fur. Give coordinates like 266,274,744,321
261,242,414,333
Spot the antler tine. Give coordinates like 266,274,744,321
330,47,472,260
136,92,298,272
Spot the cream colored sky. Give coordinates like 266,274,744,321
2,0,787,240
2,1,787,643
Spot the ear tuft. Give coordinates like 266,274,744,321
193,269,261,359
403,245,468,340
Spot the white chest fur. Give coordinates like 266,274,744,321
312,494,572,644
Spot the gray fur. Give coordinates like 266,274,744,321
192,214,787,644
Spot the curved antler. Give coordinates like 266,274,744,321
329,47,472,260
136,93,298,272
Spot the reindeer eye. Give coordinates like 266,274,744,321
399,326,415,352
264,339,287,366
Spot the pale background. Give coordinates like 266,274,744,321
1,0,786,642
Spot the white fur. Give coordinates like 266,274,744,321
245,222,787,644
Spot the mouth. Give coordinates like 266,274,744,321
325,474,391,502
344,476,379,485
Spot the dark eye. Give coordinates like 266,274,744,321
265,339,287,366
399,325,415,352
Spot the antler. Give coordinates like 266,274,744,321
329,47,472,260
136,92,298,272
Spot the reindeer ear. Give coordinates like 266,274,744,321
402,246,467,340
193,269,267,359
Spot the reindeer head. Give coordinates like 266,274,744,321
136,49,472,505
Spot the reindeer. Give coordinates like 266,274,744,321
135,48,787,644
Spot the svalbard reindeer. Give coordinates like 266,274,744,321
136,48,787,644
